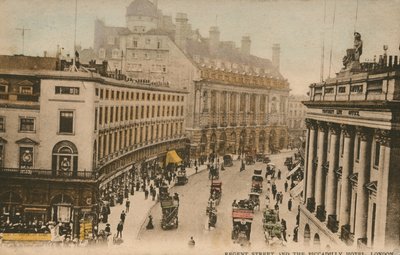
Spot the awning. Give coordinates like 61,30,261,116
165,150,182,165
290,180,304,197
286,163,301,179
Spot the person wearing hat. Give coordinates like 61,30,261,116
105,223,111,236
188,236,195,247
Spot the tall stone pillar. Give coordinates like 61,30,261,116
326,123,340,218
315,121,328,217
374,130,390,247
339,125,355,227
305,119,317,210
354,127,372,244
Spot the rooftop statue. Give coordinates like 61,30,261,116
342,32,363,70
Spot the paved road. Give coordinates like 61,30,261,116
138,150,300,253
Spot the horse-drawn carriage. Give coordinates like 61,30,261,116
251,170,263,193
245,155,255,165
209,164,219,180
210,180,222,205
263,208,283,246
231,200,254,246
176,169,188,185
248,192,260,211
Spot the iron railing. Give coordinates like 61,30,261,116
0,167,96,180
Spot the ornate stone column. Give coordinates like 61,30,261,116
338,125,355,228
374,130,391,247
326,123,340,220
354,127,372,244
305,119,317,211
315,121,328,219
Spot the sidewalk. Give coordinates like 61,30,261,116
98,163,208,244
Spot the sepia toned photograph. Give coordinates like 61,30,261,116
0,0,399,254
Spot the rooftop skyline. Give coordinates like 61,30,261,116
0,0,399,94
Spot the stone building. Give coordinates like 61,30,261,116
287,95,307,149
300,41,400,249
85,0,290,157
0,55,187,237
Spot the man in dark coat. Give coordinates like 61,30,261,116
116,221,123,238
288,198,292,211
120,210,126,223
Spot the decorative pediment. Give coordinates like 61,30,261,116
349,172,358,185
365,181,377,193
17,80,34,86
0,78,9,85
15,137,39,145
0,137,7,143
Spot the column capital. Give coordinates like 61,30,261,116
356,126,373,141
375,129,392,146
317,121,328,132
328,123,341,135
305,119,317,129
340,124,355,138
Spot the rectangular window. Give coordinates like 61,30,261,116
141,106,144,119
59,111,74,134
181,106,184,116
95,88,99,96
146,106,150,118
356,136,361,161
338,86,346,93
110,107,114,123
55,86,80,95
350,84,363,93
20,86,33,94
105,90,109,99
125,106,129,121
130,106,134,120
135,106,139,119
111,90,115,100
133,40,138,48
0,117,5,132
100,89,104,99
374,141,380,167
105,107,108,124
157,106,160,117
152,106,155,118
99,107,103,125
115,107,119,122
19,146,34,168
116,91,120,100
120,107,123,121
95,108,98,131
20,117,35,132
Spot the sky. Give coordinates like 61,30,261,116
0,0,399,95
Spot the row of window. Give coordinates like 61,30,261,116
95,105,184,127
96,88,184,102
97,121,184,160
0,111,74,134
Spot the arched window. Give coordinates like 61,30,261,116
52,141,78,177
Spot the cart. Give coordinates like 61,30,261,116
210,180,222,205
159,189,179,230
223,154,234,167
251,173,263,194
176,170,188,185
263,208,283,245
232,200,254,246
245,155,255,165
248,192,260,211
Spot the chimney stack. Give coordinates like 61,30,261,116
209,26,220,55
241,36,251,57
175,13,189,49
272,43,281,72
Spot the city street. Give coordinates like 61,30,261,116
100,150,300,253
